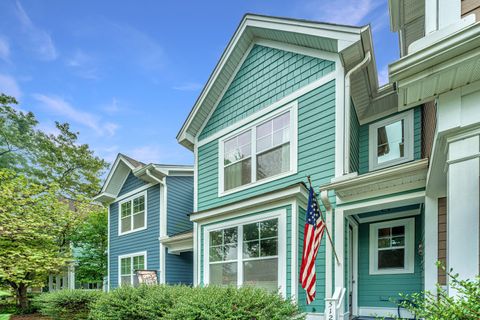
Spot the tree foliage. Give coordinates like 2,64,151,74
0,94,108,198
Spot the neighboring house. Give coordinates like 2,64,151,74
174,1,480,319
95,154,194,290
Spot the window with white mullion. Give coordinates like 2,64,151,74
120,253,145,287
119,193,146,234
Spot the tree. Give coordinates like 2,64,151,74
71,206,108,287
0,169,85,309
0,94,108,198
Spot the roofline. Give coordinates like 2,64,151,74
176,13,366,150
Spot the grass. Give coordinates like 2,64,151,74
0,314,10,320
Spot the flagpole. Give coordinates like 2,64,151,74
307,176,341,265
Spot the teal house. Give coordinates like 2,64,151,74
98,1,480,319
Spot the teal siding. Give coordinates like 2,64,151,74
198,44,335,140
198,80,336,211
350,102,360,173
357,214,424,308
109,184,160,289
358,107,422,174
166,176,194,235
118,172,147,196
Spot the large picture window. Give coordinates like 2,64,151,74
205,211,286,295
220,106,297,194
119,192,146,235
369,218,415,275
119,252,146,286
369,110,414,171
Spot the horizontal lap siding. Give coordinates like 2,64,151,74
166,176,194,235
165,251,193,285
198,80,336,211
118,172,147,196
357,214,424,308
358,107,422,175
109,183,160,289
198,44,335,140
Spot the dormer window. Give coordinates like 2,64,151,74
369,110,414,171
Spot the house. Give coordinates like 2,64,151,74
95,154,194,289
175,1,480,319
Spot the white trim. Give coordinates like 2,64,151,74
218,103,298,196
334,55,346,177
291,200,298,301
115,183,156,203
193,144,198,211
349,218,359,317
107,205,111,292
325,207,333,298
198,72,335,147
98,155,135,196
358,306,415,319
368,110,414,171
118,191,148,236
193,222,199,285
368,217,415,275
255,39,339,62
118,251,147,287
159,181,167,284
334,208,345,315
203,209,287,297
356,208,420,223
424,196,438,293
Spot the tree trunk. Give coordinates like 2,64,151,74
17,283,29,310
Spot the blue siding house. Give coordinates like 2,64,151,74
95,154,194,289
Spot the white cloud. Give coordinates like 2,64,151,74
15,1,57,61
304,0,382,25
102,98,121,114
33,94,118,137
173,82,203,91
0,74,22,98
66,50,100,80
0,36,10,62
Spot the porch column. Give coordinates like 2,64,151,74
334,208,345,318
68,264,75,289
55,275,61,291
48,275,54,292
447,134,480,292
424,195,438,293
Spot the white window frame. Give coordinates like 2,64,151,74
218,102,298,196
203,209,287,297
118,191,147,236
368,110,414,171
118,251,147,287
369,218,415,275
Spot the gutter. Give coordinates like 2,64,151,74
145,168,164,185
344,51,371,175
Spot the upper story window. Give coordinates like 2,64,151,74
119,192,147,235
368,110,414,171
220,105,297,195
369,218,415,275
119,252,146,286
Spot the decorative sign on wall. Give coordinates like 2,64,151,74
136,270,158,285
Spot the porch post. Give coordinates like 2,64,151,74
334,208,345,318
424,195,438,293
48,275,54,292
446,134,480,293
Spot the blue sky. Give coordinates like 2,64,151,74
0,0,398,166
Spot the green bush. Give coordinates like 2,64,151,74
34,289,103,320
399,264,480,319
90,285,304,320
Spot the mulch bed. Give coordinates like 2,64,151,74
10,315,51,320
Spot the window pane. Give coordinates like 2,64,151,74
243,223,259,241
392,236,405,247
210,231,222,246
133,255,144,271
272,112,290,131
121,202,131,218
224,244,237,261
256,144,290,180
133,212,145,229
209,262,237,286
121,275,131,285
121,217,131,233
133,196,145,213
378,228,390,237
260,238,277,257
243,240,260,259
210,246,223,262
260,220,278,238
256,134,272,153
224,227,237,244
224,159,251,190
121,257,131,275
256,121,272,139
243,258,278,292
224,131,251,165
378,249,404,269
377,119,405,164
272,127,290,147
378,238,391,248
392,226,405,236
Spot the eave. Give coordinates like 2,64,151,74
160,231,193,254
320,159,429,204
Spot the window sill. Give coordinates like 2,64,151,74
218,169,297,197
369,156,414,172
369,267,414,275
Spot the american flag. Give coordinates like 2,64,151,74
300,186,326,304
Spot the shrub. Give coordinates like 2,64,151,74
399,264,480,319
34,290,103,320
90,285,304,320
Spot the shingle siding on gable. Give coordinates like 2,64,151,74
166,176,194,235
109,184,160,289
197,80,336,211
198,44,335,140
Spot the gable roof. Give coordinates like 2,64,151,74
176,14,368,150
94,153,193,204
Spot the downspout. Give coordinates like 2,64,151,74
343,51,371,175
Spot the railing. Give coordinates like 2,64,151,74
324,287,346,320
